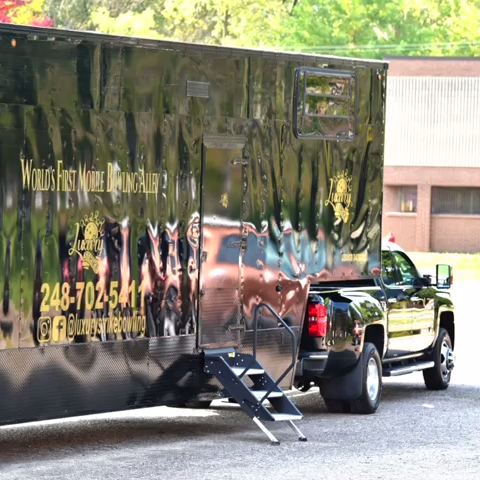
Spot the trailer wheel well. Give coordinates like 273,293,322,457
363,324,385,358
440,311,455,349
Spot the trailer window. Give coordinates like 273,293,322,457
293,67,357,141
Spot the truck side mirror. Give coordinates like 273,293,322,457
436,264,452,289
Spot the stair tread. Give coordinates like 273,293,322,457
204,347,236,355
231,367,265,376
271,413,303,421
251,390,284,399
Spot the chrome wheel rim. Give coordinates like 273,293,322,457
440,340,455,378
366,357,380,401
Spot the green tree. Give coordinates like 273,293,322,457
40,0,480,58
90,7,160,38
273,0,480,58
46,0,289,46
43,0,91,29
44,0,154,30
156,0,287,46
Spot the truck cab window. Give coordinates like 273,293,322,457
391,251,420,286
381,251,399,285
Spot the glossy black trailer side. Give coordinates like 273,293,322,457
0,24,386,426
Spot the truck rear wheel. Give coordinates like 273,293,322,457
423,328,454,390
350,342,382,414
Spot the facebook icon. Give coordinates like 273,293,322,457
52,316,67,342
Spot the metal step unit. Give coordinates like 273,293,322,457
204,347,307,445
203,303,307,445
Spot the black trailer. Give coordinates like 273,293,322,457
0,24,387,443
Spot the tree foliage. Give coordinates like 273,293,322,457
0,0,54,26
275,0,480,57
89,7,160,38
156,0,287,46
10,0,480,58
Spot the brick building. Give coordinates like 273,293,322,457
382,57,480,253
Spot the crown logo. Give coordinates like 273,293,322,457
325,170,353,223
69,212,105,273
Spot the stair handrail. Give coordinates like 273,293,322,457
238,302,297,404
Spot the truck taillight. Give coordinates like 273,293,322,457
308,303,327,337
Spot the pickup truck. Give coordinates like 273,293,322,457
295,241,455,414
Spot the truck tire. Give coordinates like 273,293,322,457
423,328,454,390
323,398,351,414
350,342,382,414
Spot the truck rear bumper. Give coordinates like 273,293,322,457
296,349,364,400
295,351,329,378
295,349,360,381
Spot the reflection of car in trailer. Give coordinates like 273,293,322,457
0,23,454,445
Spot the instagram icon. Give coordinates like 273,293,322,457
37,316,52,343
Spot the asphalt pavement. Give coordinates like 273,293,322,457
0,282,479,480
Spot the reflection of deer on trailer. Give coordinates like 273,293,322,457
0,23,387,444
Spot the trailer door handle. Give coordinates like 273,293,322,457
228,324,245,332
232,157,249,166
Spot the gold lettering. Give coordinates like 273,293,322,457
65,314,146,341
104,164,160,194
151,174,157,194
57,161,77,192
106,163,114,192
144,172,154,194
21,158,160,194
68,222,104,259
57,160,63,191
21,158,32,189
341,253,368,262
69,223,82,258
79,164,105,192
21,158,55,191
333,191,352,207
133,172,139,193
325,178,334,207
108,317,115,333
138,171,145,193
325,171,353,223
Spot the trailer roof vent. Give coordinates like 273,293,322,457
293,67,357,141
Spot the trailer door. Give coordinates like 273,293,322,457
198,134,245,348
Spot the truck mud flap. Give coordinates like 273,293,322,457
318,352,363,401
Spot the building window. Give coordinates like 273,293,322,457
397,186,417,212
431,187,480,215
